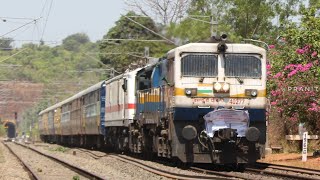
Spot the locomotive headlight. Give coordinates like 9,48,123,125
251,90,258,97
185,88,197,96
214,83,222,91
222,83,230,92
185,89,192,95
245,89,258,97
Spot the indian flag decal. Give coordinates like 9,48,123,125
197,84,213,95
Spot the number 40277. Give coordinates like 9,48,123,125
229,98,245,105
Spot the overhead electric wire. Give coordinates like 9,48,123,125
0,16,35,20
0,21,39,47
123,15,175,45
40,0,53,41
40,0,49,17
187,17,218,25
0,17,41,38
101,38,168,42
0,48,28,63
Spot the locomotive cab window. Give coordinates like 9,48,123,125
137,69,152,90
181,54,218,77
225,54,262,78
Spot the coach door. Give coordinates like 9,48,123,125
118,79,125,122
100,82,106,135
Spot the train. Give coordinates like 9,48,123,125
39,35,267,167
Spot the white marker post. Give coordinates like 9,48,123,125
302,132,308,162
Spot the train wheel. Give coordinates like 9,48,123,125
236,164,246,172
175,159,192,169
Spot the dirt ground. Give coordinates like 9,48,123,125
259,153,320,170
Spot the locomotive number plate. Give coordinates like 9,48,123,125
192,98,245,105
228,98,245,105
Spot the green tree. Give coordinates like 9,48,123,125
167,0,276,42
62,33,90,52
99,11,174,72
224,0,275,38
0,37,13,50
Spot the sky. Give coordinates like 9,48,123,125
0,0,126,47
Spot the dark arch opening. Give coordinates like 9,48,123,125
6,122,16,138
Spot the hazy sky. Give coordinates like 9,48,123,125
0,0,126,47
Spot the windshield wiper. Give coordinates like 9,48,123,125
236,77,244,84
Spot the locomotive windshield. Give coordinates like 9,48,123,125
181,54,218,77
225,54,261,78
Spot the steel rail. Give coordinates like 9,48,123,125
14,142,107,180
75,148,107,159
189,166,254,180
2,141,40,180
255,162,320,176
109,154,233,180
245,162,320,180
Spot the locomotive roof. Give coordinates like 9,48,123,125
166,43,266,59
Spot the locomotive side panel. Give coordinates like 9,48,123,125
105,78,125,126
105,70,139,127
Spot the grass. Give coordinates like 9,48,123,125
72,175,80,180
0,148,5,163
48,146,69,153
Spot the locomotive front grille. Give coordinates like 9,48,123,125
181,54,218,77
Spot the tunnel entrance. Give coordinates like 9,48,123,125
5,122,16,139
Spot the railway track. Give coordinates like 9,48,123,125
66,147,320,180
10,142,106,180
2,141,41,180
108,154,238,180
75,148,107,159
245,162,320,180
18,142,320,180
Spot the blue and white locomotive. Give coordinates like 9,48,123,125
134,35,266,165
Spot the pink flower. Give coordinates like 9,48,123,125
311,51,318,57
296,48,305,54
277,108,283,113
305,62,312,68
271,101,277,105
268,45,275,49
289,117,297,122
267,64,271,70
296,64,303,70
304,45,311,51
308,107,318,112
288,70,298,77
273,72,282,78
311,103,317,108
284,64,294,70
